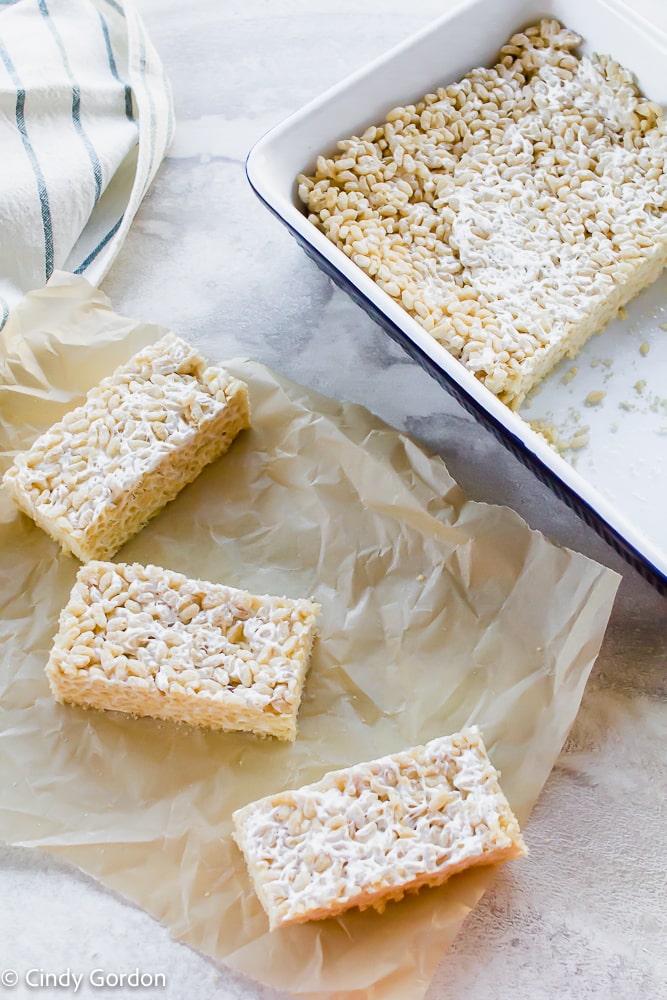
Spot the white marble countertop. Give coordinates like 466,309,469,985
1,1,666,998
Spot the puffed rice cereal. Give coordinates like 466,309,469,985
46,561,320,740
233,727,526,928
298,20,667,408
3,334,250,560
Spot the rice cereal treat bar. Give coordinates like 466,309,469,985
47,561,320,741
2,334,250,561
298,19,667,408
233,727,526,928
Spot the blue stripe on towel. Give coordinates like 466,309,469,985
71,86,103,202
97,8,134,121
0,45,54,281
102,0,124,16
38,0,104,205
73,215,123,274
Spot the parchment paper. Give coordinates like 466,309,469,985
0,274,620,1000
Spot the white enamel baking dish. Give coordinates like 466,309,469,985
246,0,667,592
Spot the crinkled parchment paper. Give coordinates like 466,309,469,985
0,274,620,1000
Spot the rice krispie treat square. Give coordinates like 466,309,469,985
233,727,526,928
47,561,320,741
3,334,250,560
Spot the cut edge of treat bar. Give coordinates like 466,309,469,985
74,381,250,561
505,244,667,409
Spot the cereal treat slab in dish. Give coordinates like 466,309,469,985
298,19,667,408
47,561,320,740
233,727,526,929
2,334,250,560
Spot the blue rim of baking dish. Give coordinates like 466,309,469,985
246,159,667,596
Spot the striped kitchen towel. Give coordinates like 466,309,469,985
0,0,174,329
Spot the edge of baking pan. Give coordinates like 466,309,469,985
246,173,667,594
